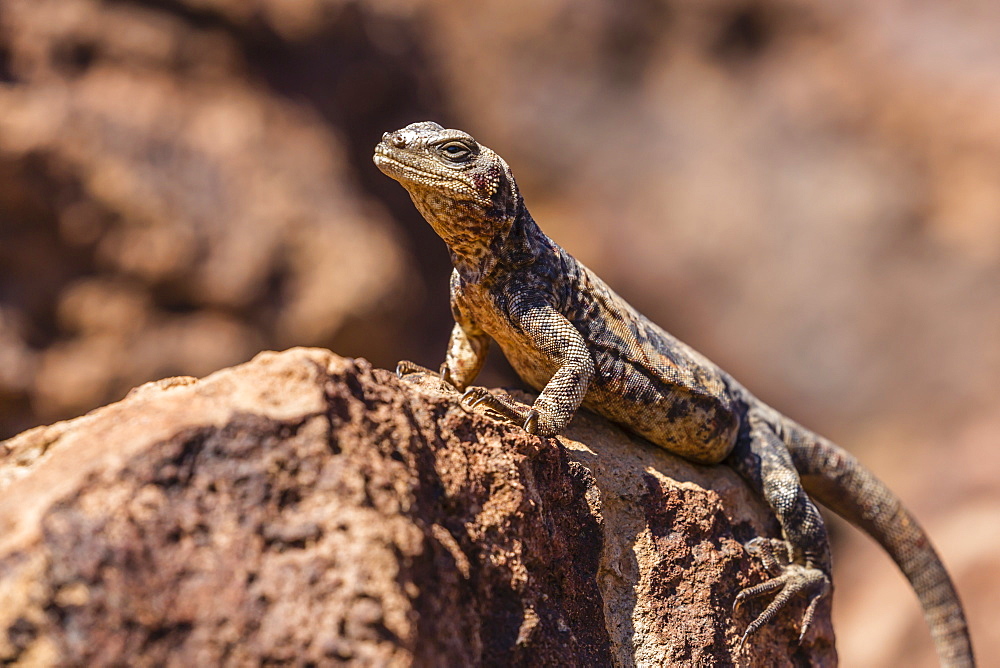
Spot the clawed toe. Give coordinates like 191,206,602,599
735,560,830,650
522,409,539,434
396,360,434,378
461,387,521,421
744,537,792,575
461,386,496,410
460,388,543,436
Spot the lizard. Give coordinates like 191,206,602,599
373,120,975,666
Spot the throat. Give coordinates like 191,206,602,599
452,205,549,283
412,189,547,283
440,234,494,283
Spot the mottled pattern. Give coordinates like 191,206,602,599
374,122,974,666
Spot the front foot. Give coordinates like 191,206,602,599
395,360,462,396
735,537,831,649
396,360,436,378
461,387,539,434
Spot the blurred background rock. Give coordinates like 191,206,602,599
0,0,996,664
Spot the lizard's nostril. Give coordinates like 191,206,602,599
390,133,407,149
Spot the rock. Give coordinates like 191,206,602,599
0,348,834,666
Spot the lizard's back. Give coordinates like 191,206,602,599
476,246,742,463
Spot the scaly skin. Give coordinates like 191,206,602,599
374,121,974,666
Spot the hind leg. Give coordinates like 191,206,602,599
727,410,832,647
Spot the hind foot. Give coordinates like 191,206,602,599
735,537,831,649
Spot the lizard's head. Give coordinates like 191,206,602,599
374,122,522,278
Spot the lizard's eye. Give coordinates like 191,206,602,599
438,141,473,163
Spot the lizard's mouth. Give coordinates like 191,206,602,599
373,146,431,180
373,145,475,195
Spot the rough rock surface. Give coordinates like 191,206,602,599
0,348,834,666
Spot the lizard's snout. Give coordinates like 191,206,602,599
383,131,407,149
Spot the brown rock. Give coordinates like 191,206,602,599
0,348,834,666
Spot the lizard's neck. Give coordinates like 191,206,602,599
419,190,547,284
403,163,550,283
493,200,551,267
452,198,550,284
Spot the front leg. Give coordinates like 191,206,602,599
398,312,489,389
466,299,594,437
441,321,489,390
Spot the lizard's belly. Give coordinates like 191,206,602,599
581,380,738,464
496,336,560,392
501,330,737,465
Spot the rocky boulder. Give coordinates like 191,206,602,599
0,348,834,666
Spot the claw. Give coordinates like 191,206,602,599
461,387,514,421
396,360,434,379
734,575,784,612
735,556,830,649
798,589,826,644
461,387,489,409
522,409,539,434
744,537,790,575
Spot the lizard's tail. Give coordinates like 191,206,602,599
786,429,975,668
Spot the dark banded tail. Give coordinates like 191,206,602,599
786,429,974,668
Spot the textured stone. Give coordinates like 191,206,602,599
0,348,834,666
